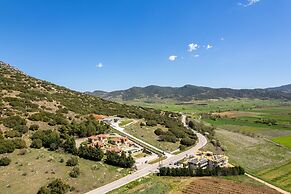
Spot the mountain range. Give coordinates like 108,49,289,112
88,84,291,102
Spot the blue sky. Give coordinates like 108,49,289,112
1,0,291,92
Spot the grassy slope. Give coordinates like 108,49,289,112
124,121,180,152
0,148,129,194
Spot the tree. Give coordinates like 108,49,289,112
66,157,78,166
62,137,77,154
0,157,11,166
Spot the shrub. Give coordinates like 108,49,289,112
146,120,157,126
154,128,164,136
29,124,39,131
2,115,27,129
5,130,22,138
30,139,43,149
0,157,11,166
66,157,78,166
69,167,80,178
159,134,178,143
37,179,71,194
12,138,27,149
0,139,15,154
14,125,29,134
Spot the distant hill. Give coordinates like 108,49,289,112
88,84,291,102
267,84,291,93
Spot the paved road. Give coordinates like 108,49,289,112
87,117,207,194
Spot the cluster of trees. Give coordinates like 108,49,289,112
188,119,215,140
153,121,197,146
37,179,72,194
77,145,104,161
0,138,26,154
158,166,245,177
60,117,109,138
31,130,61,151
195,166,245,176
105,151,135,168
28,111,68,126
255,118,277,126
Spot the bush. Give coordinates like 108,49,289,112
29,124,39,131
146,120,157,127
159,134,178,143
2,115,27,129
11,138,27,149
154,128,164,136
5,130,22,138
37,179,71,194
0,139,15,154
66,157,78,166
69,167,80,178
0,157,11,166
30,138,43,149
14,125,29,134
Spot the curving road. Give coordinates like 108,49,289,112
87,115,207,194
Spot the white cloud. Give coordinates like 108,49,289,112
194,54,199,58
239,0,260,7
168,55,177,61
96,63,103,68
188,43,199,52
206,44,213,49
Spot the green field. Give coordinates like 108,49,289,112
125,99,289,113
257,162,291,192
0,149,130,194
272,136,291,148
124,121,180,152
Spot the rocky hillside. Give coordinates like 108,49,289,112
0,61,184,138
88,84,291,102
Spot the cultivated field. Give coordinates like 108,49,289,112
257,162,291,192
109,175,279,194
0,148,130,194
125,99,289,114
272,135,291,148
